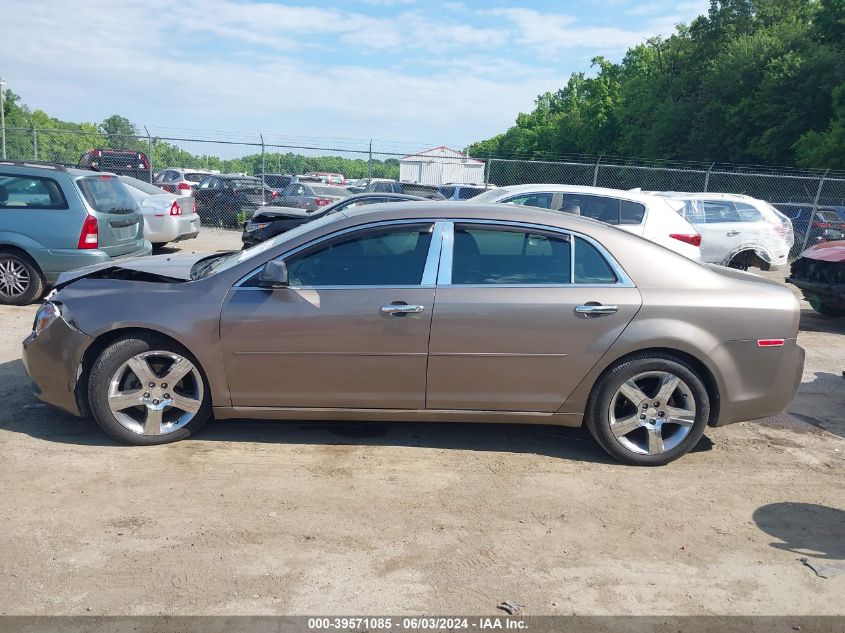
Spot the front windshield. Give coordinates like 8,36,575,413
190,211,347,280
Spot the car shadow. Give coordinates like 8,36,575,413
0,358,714,463
799,308,845,334
753,502,845,560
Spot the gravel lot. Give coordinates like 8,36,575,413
1,228,843,616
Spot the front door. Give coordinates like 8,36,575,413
220,222,439,409
426,223,642,412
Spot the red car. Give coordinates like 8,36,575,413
787,240,845,316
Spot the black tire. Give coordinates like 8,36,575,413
87,333,212,445
585,353,711,466
0,250,45,306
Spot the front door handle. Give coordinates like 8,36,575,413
380,303,425,315
726,230,740,237
575,304,618,317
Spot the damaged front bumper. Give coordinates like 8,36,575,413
22,304,94,417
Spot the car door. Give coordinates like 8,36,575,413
220,221,441,409
426,222,642,412
695,201,749,263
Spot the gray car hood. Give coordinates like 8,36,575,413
54,252,225,287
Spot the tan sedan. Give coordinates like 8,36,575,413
22,202,804,465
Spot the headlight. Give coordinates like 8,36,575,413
245,222,269,232
33,302,61,335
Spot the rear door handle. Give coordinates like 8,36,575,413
726,230,740,236
380,304,425,315
575,304,618,317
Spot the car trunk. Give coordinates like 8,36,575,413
76,175,146,256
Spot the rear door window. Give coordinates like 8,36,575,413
451,225,571,285
76,175,138,215
574,237,617,284
0,174,68,210
562,194,621,224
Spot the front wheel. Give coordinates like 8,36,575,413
808,296,845,317
87,333,211,445
585,354,710,466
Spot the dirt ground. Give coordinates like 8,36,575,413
0,228,842,616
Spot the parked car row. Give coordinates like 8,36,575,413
0,161,201,305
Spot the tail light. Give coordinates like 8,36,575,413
177,182,192,191
77,215,99,249
812,221,831,228
271,191,278,199
191,199,197,213
774,222,790,238
670,233,702,247
169,201,182,216
315,198,331,206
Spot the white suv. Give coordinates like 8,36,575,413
655,192,794,270
472,184,702,260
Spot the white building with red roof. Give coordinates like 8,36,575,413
399,146,485,185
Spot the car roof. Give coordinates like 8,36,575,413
346,192,426,201
488,183,666,203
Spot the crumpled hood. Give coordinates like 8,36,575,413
252,206,315,220
54,252,223,287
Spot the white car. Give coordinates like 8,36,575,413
472,184,702,260
654,192,794,270
154,167,219,194
118,176,201,249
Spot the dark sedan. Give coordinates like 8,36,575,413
193,174,274,227
242,192,425,247
274,182,350,211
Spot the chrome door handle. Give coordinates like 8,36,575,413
575,304,618,317
726,230,740,237
380,304,425,315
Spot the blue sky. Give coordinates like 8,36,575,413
1,0,708,153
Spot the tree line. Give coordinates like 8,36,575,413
2,95,400,179
468,0,845,169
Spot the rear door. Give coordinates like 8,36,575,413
426,222,642,412
75,174,145,256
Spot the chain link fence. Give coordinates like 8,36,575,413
3,126,844,257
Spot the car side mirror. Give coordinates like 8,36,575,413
257,260,289,288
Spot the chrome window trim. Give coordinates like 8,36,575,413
421,221,446,286
440,219,634,288
234,218,440,289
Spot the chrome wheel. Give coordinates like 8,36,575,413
0,257,30,298
608,370,696,455
107,351,204,436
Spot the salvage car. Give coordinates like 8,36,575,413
656,192,794,270
273,182,350,211
22,202,804,465
118,176,200,249
787,240,845,316
193,174,273,227
242,192,425,247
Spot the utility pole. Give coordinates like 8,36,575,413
368,138,373,180
0,77,6,160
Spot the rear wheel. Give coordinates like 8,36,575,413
585,354,710,466
0,251,45,306
88,333,211,445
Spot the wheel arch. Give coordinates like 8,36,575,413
588,347,721,428
75,326,208,419
0,243,45,276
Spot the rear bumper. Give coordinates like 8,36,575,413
144,214,201,244
38,242,153,283
710,339,805,426
22,314,93,417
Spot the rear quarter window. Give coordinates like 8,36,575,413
0,174,69,210
76,175,138,214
